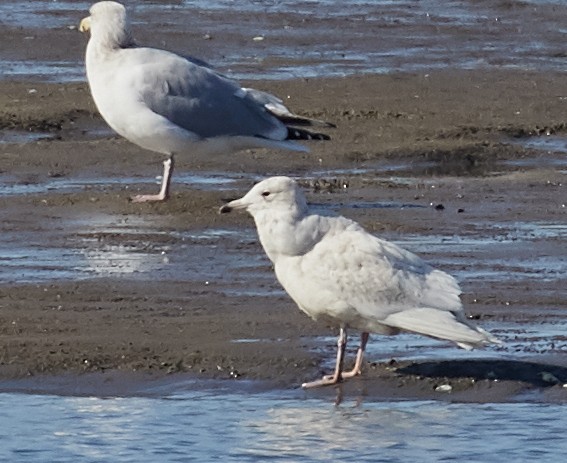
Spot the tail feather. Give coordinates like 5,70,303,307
287,127,331,141
383,308,501,349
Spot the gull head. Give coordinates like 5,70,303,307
79,1,133,48
78,15,91,33
220,176,308,217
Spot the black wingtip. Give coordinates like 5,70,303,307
277,115,337,128
286,127,331,141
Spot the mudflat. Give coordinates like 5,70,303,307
1,66,566,401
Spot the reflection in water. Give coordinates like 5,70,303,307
81,243,169,276
58,398,145,460
1,391,565,462
241,398,567,461
243,401,461,459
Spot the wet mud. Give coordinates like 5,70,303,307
1,32,567,401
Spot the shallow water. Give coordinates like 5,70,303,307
0,130,55,144
1,206,565,359
393,223,567,283
2,208,565,287
0,59,84,82
1,387,566,462
312,317,567,365
2,0,567,81
511,135,567,155
0,171,247,196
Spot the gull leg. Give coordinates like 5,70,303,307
132,155,175,202
341,332,369,379
302,327,347,389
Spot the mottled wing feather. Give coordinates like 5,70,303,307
297,225,462,321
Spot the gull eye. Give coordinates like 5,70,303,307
261,191,270,197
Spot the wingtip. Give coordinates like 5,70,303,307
287,127,331,141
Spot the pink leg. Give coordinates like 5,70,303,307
341,332,369,379
132,155,175,203
302,327,347,389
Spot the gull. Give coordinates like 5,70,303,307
220,176,500,388
79,1,331,202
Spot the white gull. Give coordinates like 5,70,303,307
220,176,500,388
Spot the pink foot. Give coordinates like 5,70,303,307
301,373,341,389
130,193,168,203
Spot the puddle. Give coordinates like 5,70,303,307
0,131,55,144
501,135,567,174
80,242,170,276
1,127,116,145
0,203,565,290
397,222,567,247
506,135,567,174
310,317,567,371
0,172,249,197
0,176,134,196
310,156,566,182
0,210,282,297
392,222,567,283
1,246,83,282
173,228,249,241
0,60,85,82
493,222,567,240
514,135,567,155
3,162,522,198
174,172,253,190
495,320,567,355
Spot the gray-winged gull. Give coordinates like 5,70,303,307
220,176,500,388
79,1,332,202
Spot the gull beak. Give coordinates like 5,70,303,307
219,197,247,214
79,16,91,33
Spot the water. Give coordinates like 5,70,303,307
0,130,55,144
1,208,565,287
0,171,248,196
511,134,567,156
0,60,84,82
1,388,566,462
391,223,567,283
2,0,567,81
1,210,564,362
312,318,567,365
